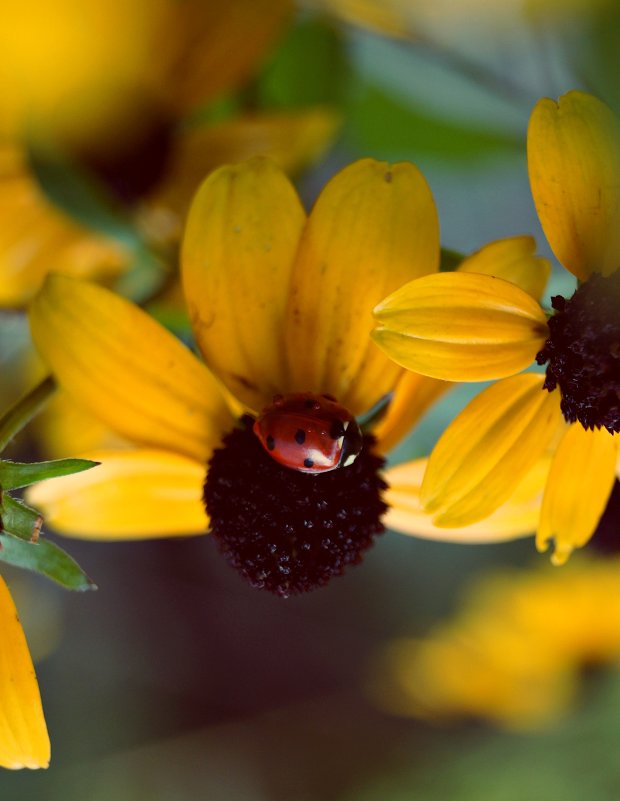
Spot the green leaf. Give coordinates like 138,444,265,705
257,18,349,108
0,494,42,541
0,458,99,491
345,84,521,161
27,143,142,249
0,533,95,591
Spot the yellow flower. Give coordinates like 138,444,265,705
26,157,544,595
0,577,49,769
0,0,291,151
372,555,620,730
373,91,620,565
0,0,341,307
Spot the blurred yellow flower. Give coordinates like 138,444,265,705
372,556,620,731
0,577,49,769
373,91,620,564
0,0,291,151
27,157,545,595
0,0,341,307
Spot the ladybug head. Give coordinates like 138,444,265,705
338,419,363,468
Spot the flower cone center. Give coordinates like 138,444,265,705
536,270,620,433
203,416,388,597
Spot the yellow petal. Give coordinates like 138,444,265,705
385,454,550,542
145,108,341,237
538,426,617,565
373,272,548,381
33,389,130,460
528,91,620,280
285,159,439,415
0,578,49,770
26,449,207,539
372,372,451,454
155,0,292,114
182,157,306,412
457,235,551,300
0,145,126,308
421,374,564,526
30,275,233,462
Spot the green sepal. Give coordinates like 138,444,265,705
0,494,43,541
0,533,95,591
0,458,99,491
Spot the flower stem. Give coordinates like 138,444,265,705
0,375,57,454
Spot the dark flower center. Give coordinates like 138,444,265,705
75,109,175,205
536,270,620,433
203,416,388,597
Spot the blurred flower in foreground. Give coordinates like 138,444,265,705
371,556,620,731
0,578,49,769
28,157,546,596
0,0,340,307
0,447,95,769
1,0,291,151
373,91,620,565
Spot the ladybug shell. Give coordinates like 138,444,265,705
253,393,363,474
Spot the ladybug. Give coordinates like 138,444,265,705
253,393,364,474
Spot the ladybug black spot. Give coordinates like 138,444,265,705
303,458,314,468
266,435,275,451
295,429,306,445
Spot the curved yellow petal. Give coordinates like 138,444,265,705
30,275,233,462
0,578,49,769
458,235,551,300
0,145,126,308
26,449,207,539
538,426,617,565
373,272,548,381
147,108,341,236
385,455,550,542
182,157,306,412
528,91,620,280
421,374,564,526
372,372,451,454
285,159,439,415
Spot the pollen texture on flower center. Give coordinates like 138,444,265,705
203,416,388,597
536,270,620,433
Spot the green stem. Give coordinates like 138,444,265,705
0,375,57,454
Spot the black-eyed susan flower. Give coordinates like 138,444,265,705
371,555,620,730
0,577,49,769
0,0,340,307
373,90,620,566
27,158,549,596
